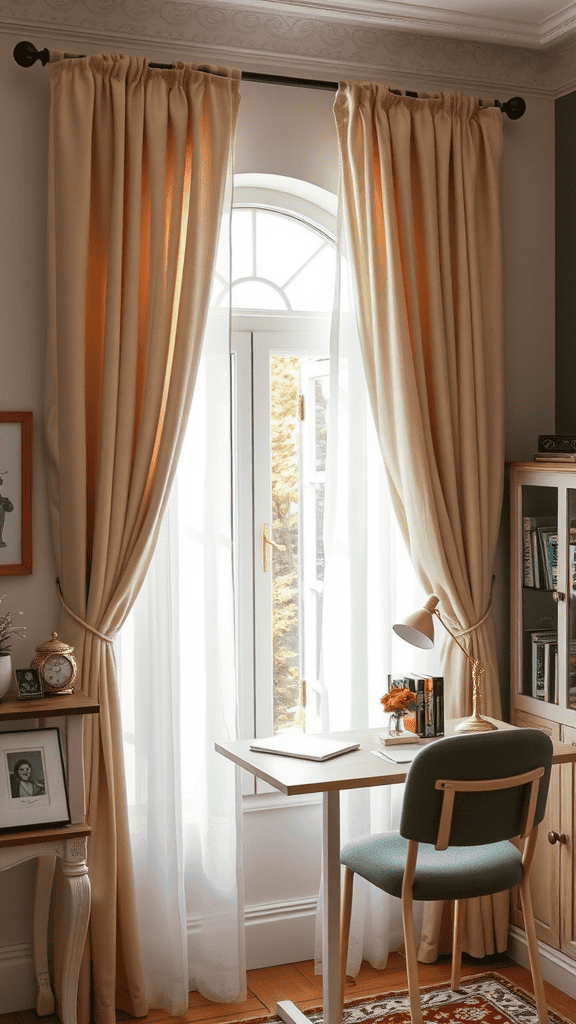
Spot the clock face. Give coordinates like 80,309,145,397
43,654,74,690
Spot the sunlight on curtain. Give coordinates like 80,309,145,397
116,189,244,1012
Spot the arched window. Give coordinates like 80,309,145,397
230,176,339,763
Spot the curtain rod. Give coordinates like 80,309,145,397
13,40,526,119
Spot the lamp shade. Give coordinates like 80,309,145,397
392,596,439,650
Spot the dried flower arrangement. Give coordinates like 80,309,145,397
0,594,26,657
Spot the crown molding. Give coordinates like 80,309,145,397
2,0,576,98
197,0,576,51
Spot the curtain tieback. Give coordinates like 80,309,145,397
56,578,116,644
452,575,495,639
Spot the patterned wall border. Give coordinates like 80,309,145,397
2,0,576,97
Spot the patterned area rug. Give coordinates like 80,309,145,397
301,974,573,1024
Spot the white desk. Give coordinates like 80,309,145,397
216,718,576,1024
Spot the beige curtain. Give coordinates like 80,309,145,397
334,84,507,961
46,52,239,1023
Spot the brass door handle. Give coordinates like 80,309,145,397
547,831,568,845
262,524,281,572
552,591,565,602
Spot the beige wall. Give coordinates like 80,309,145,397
0,21,556,1009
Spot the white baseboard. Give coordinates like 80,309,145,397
188,895,319,972
0,941,36,1013
244,896,318,970
508,925,576,997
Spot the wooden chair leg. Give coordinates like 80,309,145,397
519,876,550,1024
451,899,464,992
340,867,354,1018
401,881,423,1024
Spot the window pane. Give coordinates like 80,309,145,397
315,373,329,472
231,280,288,310
231,209,254,281
285,246,336,311
256,210,324,286
270,355,301,732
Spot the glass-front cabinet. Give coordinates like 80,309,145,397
510,464,576,718
509,462,576,969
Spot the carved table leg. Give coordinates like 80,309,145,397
56,837,91,1024
34,855,57,1015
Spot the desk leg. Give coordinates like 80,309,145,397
34,855,57,1015
56,837,91,1024
276,790,342,1024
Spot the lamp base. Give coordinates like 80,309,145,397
454,713,498,734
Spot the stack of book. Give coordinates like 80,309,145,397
522,515,558,589
390,676,444,738
527,630,558,703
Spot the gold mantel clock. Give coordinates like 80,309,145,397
32,632,77,694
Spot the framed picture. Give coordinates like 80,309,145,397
0,412,33,575
15,667,44,700
0,728,70,833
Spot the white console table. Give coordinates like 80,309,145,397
0,691,99,1023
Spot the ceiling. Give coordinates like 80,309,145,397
230,0,576,49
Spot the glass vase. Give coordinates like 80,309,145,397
388,711,406,737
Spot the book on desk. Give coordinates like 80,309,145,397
249,733,360,761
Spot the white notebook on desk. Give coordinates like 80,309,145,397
250,733,360,761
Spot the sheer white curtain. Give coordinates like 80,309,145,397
117,182,440,1010
116,193,245,1014
317,236,441,977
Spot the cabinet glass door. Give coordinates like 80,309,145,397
567,491,576,710
520,484,559,703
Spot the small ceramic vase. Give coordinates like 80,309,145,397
0,654,13,700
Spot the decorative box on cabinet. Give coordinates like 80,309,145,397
509,462,576,975
0,691,99,1023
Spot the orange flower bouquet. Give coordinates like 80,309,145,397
380,687,416,714
381,685,418,736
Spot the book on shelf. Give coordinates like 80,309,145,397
522,516,557,588
528,629,558,703
533,453,576,462
537,435,576,454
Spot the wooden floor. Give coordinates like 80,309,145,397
5,954,576,1024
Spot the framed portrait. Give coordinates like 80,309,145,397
0,728,70,833
0,412,33,575
15,667,44,701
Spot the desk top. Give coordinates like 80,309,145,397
216,719,576,797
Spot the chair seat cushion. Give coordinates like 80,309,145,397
340,831,523,901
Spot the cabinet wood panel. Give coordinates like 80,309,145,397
560,723,576,958
510,709,560,947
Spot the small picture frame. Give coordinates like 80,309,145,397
0,411,33,576
15,667,44,701
0,728,70,834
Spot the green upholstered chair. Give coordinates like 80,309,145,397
340,729,554,1024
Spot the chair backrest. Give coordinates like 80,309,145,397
400,729,553,848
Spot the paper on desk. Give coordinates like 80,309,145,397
371,746,423,764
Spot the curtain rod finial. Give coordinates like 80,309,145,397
13,41,50,67
500,96,526,120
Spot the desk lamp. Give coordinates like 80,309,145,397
393,596,497,733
